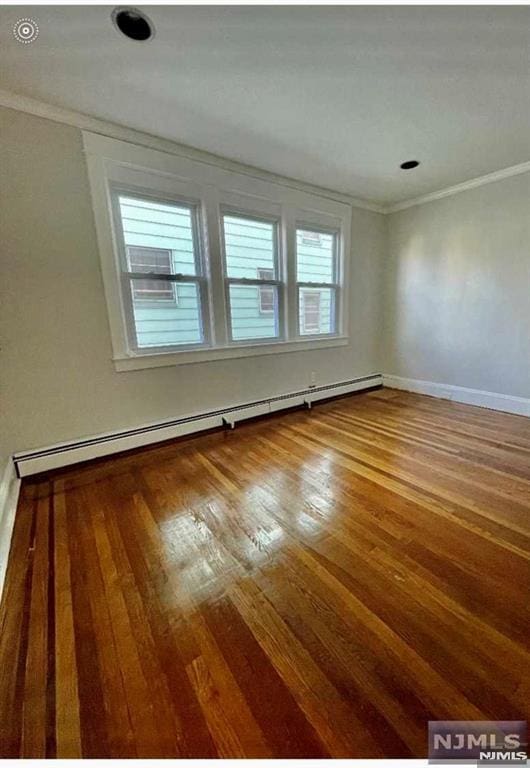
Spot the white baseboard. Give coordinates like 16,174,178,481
14,374,382,477
383,374,530,417
0,459,21,606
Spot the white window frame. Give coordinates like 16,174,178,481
83,131,351,370
220,209,284,343
111,188,209,353
296,223,341,338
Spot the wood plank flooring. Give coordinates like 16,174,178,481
1,388,529,758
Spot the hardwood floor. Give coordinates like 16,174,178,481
1,388,529,758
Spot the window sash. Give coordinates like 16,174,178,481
295,226,340,337
221,211,285,344
296,225,338,283
120,274,209,351
112,189,210,352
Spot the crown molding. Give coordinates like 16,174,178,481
1,88,528,216
384,160,530,214
0,88,385,214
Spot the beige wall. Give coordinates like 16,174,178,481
383,173,530,399
0,106,386,462
3,105,527,468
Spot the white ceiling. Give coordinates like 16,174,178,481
1,5,529,205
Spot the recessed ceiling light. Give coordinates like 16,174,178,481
400,160,420,170
112,7,154,42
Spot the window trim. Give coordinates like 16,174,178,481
83,131,351,370
113,334,350,370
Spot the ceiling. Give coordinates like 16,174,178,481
1,5,529,205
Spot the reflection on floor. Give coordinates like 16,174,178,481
1,388,529,757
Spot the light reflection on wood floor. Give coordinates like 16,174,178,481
1,388,529,757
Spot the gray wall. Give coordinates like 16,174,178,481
383,172,530,398
0,106,386,463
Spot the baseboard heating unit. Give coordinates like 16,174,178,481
14,374,382,477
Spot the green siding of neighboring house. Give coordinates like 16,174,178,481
119,197,334,348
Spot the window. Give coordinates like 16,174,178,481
296,227,338,336
301,231,322,247
116,195,206,349
84,131,350,368
222,214,281,342
127,247,176,302
301,290,321,334
257,268,274,313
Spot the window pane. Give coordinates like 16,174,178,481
223,215,276,278
299,287,335,335
119,196,197,276
296,228,335,283
229,284,279,341
130,279,203,348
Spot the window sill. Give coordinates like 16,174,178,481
113,335,349,371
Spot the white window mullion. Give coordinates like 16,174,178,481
284,206,298,340
333,230,343,336
201,187,228,347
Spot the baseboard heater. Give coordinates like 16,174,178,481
13,374,382,477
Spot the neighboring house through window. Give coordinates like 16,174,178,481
222,213,280,341
301,231,322,247
257,268,274,313
296,226,338,336
127,246,177,303
300,290,321,334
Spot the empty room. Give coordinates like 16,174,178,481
0,2,529,764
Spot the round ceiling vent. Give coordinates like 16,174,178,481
400,160,420,170
112,7,154,42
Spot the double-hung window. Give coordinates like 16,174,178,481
115,194,207,350
221,213,282,342
296,226,339,336
84,132,350,369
